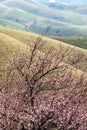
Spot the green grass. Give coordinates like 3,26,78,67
50,36,87,49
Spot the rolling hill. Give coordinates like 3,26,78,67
0,27,87,72
36,0,87,5
0,1,87,127
0,0,87,36
54,0,87,5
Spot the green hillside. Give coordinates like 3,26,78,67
50,36,87,49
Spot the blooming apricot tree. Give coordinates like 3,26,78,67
0,38,87,130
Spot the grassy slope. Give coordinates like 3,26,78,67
0,27,87,72
50,36,87,49
0,31,27,70
0,28,87,52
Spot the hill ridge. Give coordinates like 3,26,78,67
0,27,87,53
0,27,87,73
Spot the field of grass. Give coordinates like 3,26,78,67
50,36,87,49
0,31,27,70
0,27,87,72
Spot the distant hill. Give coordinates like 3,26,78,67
55,0,87,5
37,0,87,5
0,0,87,36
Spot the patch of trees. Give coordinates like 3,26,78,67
45,26,51,34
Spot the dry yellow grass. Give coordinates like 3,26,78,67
0,27,87,54
0,32,27,70
0,27,87,72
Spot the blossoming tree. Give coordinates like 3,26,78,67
0,38,87,130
